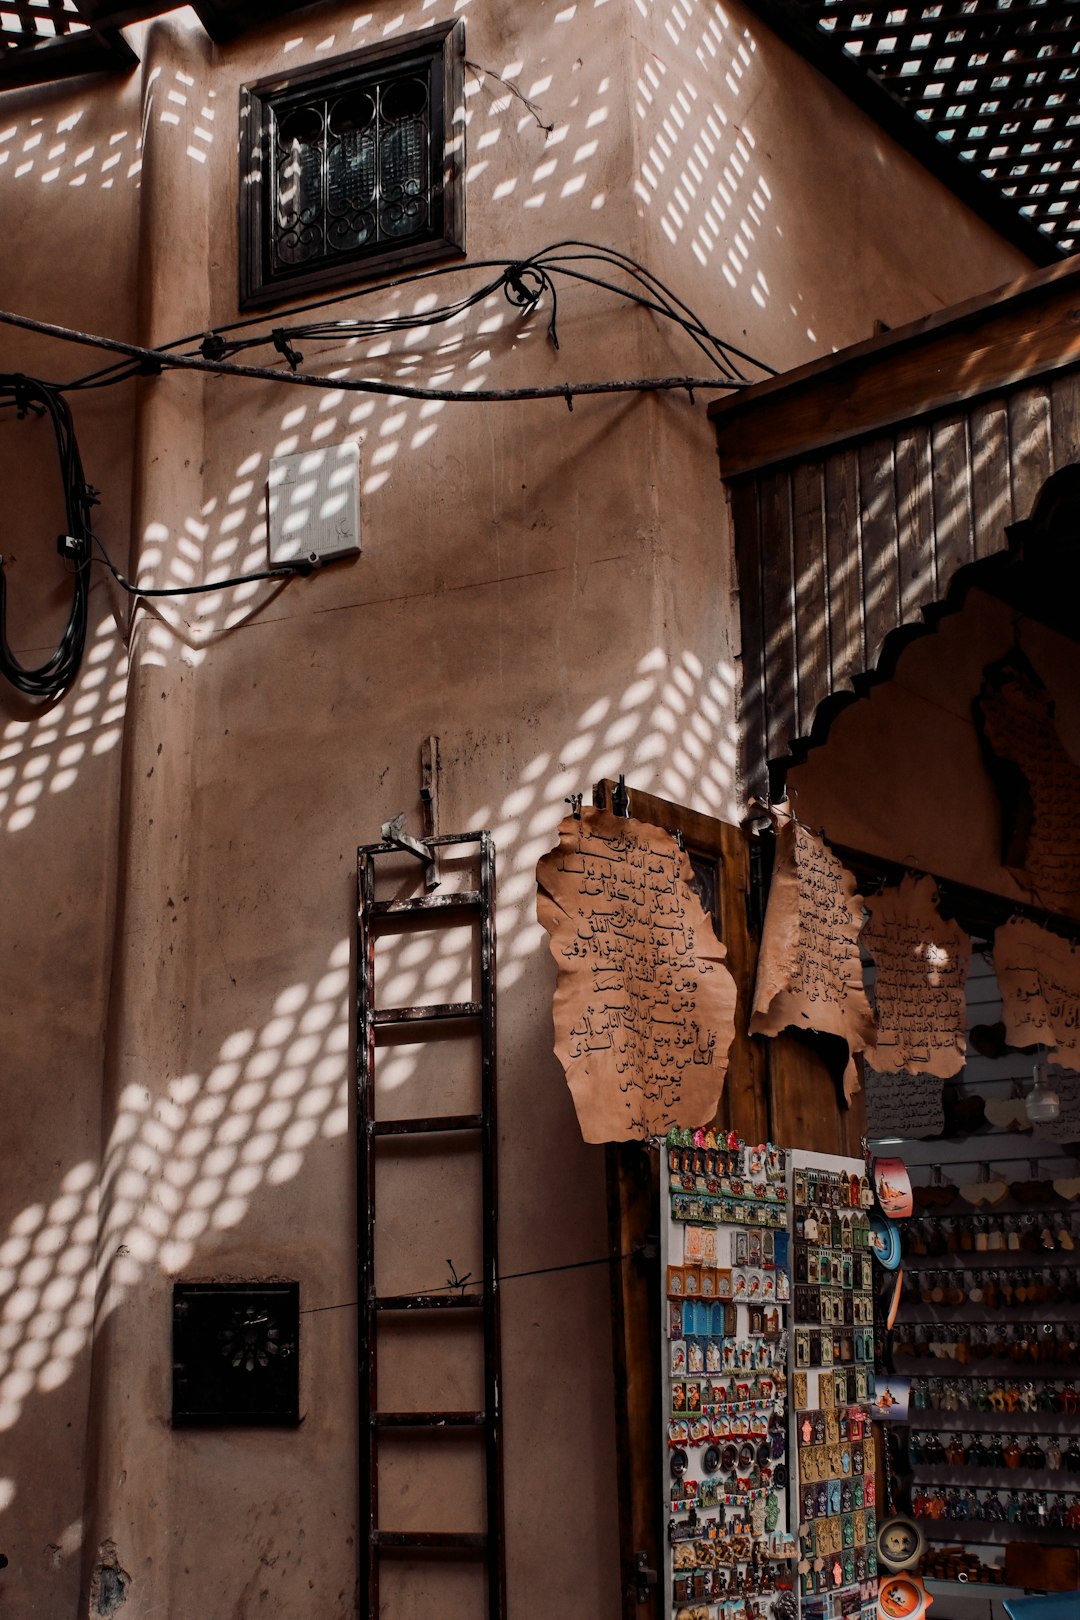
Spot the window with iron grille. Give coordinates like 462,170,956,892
239,21,465,309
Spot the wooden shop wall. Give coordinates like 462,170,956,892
708,256,1080,793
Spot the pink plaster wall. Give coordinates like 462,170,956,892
0,62,141,1620
628,0,1032,379
0,3,1031,1617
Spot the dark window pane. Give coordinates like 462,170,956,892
277,104,323,146
382,76,427,122
326,91,376,253
328,89,376,137
274,103,324,266
378,78,428,240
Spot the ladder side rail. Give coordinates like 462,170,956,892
479,834,507,1620
357,851,380,1620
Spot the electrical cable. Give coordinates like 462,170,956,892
0,300,752,407
0,374,95,702
0,247,776,697
91,532,314,597
44,242,774,396
188,248,758,381
0,381,311,701
298,1244,647,1316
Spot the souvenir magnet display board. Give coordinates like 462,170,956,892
663,1130,796,1620
789,1151,880,1620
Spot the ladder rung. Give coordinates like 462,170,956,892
372,1411,485,1429
373,1001,481,1026
370,890,482,916
374,1292,484,1312
373,1531,487,1553
370,1113,483,1137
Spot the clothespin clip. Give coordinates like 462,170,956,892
272,329,304,370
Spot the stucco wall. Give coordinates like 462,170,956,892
628,0,1032,377
0,59,141,1620
0,3,1030,1617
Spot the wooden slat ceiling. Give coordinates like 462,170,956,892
0,0,331,87
745,0,1079,266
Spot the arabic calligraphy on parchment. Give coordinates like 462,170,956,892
994,915,1080,1067
749,816,875,1105
863,1063,946,1140
535,807,737,1143
863,874,970,1078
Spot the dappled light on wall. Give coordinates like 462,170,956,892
634,0,773,306
0,629,738,1536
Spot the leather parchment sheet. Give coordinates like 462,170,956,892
536,807,737,1143
863,874,971,1078
994,914,1080,1067
749,817,875,1104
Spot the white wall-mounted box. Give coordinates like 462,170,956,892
266,440,361,567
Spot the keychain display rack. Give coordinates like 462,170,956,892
871,946,1080,1603
894,1197,1080,1556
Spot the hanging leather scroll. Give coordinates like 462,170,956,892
863,1064,946,1140
862,874,970,1079
750,815,875,1104
536,807,737,1142
975,648,1080,918
993,915,1080,1067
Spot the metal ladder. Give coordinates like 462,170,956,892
356,829,505,1620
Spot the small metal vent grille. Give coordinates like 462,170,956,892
747,0,1080,261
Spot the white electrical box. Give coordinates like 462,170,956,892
266,440,361,567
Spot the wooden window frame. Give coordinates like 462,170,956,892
238,20,466,310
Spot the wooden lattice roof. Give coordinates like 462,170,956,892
0,1,332,88
746,0,1079,265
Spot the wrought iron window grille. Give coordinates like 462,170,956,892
239,20,466,310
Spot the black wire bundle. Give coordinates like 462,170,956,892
0,374,95,701
61,241,774,396
0,245,774,697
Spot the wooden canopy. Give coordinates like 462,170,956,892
709,253,1080,795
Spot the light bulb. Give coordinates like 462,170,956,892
1026,1062,1061,1125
